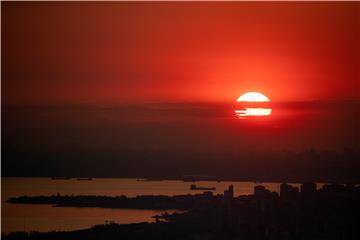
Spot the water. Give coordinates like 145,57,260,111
2,177,312,233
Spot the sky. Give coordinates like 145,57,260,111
2,2,359,104
2,2,360,179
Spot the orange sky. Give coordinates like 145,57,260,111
3,2,359,104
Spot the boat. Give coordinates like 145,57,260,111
77,177,93,181
190,184,216,191
51,177,70,180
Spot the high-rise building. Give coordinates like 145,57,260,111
280,183,299,200
300,182,317,195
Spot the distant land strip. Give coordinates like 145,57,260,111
7,192,220,210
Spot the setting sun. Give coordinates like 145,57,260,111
235,92,271,118
237,92,270,102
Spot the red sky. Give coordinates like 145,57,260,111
2,2,360,179
2,2,359,105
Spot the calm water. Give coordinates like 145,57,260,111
2,177,316,233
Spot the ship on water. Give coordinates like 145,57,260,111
77,177,93,181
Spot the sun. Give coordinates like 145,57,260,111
235,92,271,118
237,92,270,102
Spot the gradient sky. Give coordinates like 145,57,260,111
3,2,359,105
2,2,360,178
